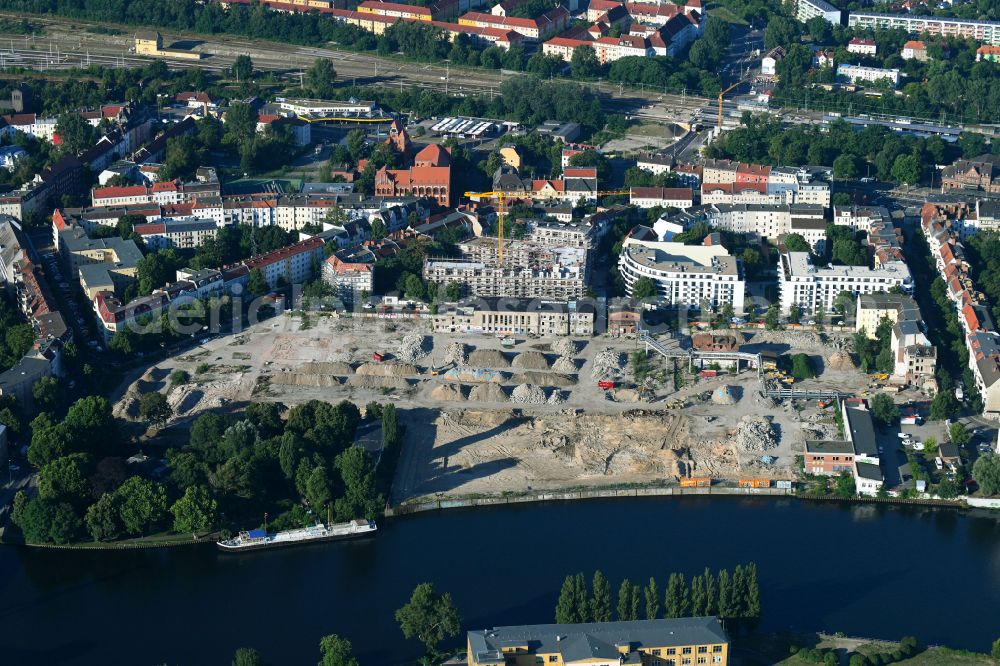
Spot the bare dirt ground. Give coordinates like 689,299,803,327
114,313,877,502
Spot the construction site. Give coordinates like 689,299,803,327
113,312,885,505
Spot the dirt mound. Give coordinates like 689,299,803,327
467,349,509,368
355,361,418,377
510,383,546,404
431,383,467,401
468,383,508,402
272,374,344,388
547,390,565,405
519,371,576,387
168,387,204,415
348,375,411,390
610,388,641,402
300,361,354,375
711,385,737,405
552,338,578,357
552,356,578,373
512,351,549,370
827,351,856,370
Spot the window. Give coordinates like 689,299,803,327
682,660,691,666
698,659,706,665
698,647,708,654
667,649,676,655
713,658,722,664
683,648,692,655
549,657,557,663
535,658,543,664
713,646,723,653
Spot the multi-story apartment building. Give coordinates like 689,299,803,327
629,187,695,209
466,617,730,666
433,299,595,336
795,0,841,25
243,237,325,289
778,250,913,315
0,113,57,141
91,179,221,207
458,6,569,41
323,249,374,303
847,37,877,55
618,228,745,312
848,12,1000,46
133,218,219,251
836,63,900,87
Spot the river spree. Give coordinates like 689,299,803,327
3,497,1000,665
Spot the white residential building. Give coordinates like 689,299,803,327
243,236,326,289
778,251,914,315
847,37,877,55
618,231,746,312
796,0,842,25
848,12,1000,46
837,64,900,87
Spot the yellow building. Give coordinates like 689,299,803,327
467,617,730,666
134,30,163,56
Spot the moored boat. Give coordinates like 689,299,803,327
217,518,377,552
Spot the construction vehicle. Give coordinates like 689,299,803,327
873,373,889,381
717,79,745,128
464,188,630,264
430,363,454,376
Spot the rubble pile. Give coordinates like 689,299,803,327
736,415,777,452
510,384,546,404
591,348,624,379
552,338,577,357
397,334,430,363
443,342,467,366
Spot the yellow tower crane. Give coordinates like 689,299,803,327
463,189,631,264
717,79,745,129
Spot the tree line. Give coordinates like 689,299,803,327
555,564,761,626
11,395,391,545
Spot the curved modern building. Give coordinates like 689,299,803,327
618,227,745,312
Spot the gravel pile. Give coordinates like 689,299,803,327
443,342,467,365
355,362,418,377
552,356,578,373
431,383,466,401
512,351,549,370
711,385,737,405
469,383,508,402
547,390,565,405
737,415,777,452
827,351,856,370
510,383,546,404
397,334,430,363
468,349,509,368
552,338,577,357
591,348,624,379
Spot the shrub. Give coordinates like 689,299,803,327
169,370,190,386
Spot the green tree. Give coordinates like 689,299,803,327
765,304,781,331
832,153,858,180
745,562,761,619
333,446,383,521
591,570,612,623
31,376,62,412
116,476,169,536
38,453,91,508
556,574,578,623
890,153,921,185
815,302,826,331
732,564,748,618
395,582,461,655
664,573,690,618
616,578,639,621
949,422,971,447
28,412,70,467
631,276,657,300
690,573,706,617
231,54,254,81
789,304,801,324
644,577,660,620
318,634,359,666
870,393,899,429
929,390,958,421
717,569,738,619
991,638,1000,661
835,470,856,498
85,493,123,541
305,58,338,98
55,111,97,154
139,391,173,426
783,233,811,253
16,497,82,544
973,454,1000,496
247,268,269,296
171,484,217,536
789,353,815,380
232,648,263,666
703,568,717,616
570,45,600,79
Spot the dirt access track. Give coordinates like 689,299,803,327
116,312,877,502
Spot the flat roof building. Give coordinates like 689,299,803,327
467,617,730,666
